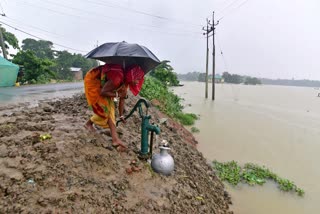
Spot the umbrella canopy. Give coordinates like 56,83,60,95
85,41,161,73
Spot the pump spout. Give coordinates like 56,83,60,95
146,124,160,135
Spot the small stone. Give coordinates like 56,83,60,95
159,118,168,124
0,144,8,157
126,168,133,174
189,182,197,189
8,150,18,158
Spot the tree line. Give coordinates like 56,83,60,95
1,26,98,84
178,71,262,85
1,26,181,86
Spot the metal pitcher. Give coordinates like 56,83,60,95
151,146,174,176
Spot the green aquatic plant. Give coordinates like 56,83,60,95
212,161,305,197
212,160,241,186
191,127,200,133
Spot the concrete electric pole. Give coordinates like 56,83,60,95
203,19,213,99
203,11,219,100
211,12,219,100
203,19,211,99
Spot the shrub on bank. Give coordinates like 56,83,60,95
140,77,197,126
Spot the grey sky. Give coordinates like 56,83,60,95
1,0,320,80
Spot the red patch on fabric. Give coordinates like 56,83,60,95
125,65,145,96
100,64,124,88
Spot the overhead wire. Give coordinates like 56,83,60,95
16,0,202,32
216,34,229,72
0,20,89,53
217,0,251,21
4,16,62,37
83,0,203,28
217,36,239,101
0,1,5,14
14,0,202,36
216,0,242,14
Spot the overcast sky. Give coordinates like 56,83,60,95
1,0,320,80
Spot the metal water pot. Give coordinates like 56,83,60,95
151,146,174,175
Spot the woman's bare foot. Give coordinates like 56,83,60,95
84,120,96,133
116,146,127,152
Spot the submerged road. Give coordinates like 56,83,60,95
0,82,84,107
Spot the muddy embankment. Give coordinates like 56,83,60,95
0,94,233,213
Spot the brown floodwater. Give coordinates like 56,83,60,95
173,82,320,214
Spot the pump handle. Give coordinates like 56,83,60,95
116,98,150,126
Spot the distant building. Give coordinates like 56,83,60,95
215,74,224,83
70,67,83,80
208,74,224,83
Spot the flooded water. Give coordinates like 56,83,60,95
0,82,84,107
173,82,320,214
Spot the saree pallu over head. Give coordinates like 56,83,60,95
125,65,145,96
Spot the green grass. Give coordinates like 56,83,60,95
212,160,305,197
191,127,200,133
140,77,198,126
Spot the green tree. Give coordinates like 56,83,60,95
51,51,98,80
178,71,200,81
53,50,74,80
0,26,20,57
72,53,98,76
150,60,180,86
198,73,206,82
223,72,243,84
12,50,55,83
244,77,261,85
22,38,54,59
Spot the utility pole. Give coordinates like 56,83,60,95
0,23,7,59
203,19,213,99
211,11,219,100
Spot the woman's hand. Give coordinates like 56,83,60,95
118,87,128,98
119,115,126,124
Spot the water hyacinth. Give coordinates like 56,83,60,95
212,160,305,197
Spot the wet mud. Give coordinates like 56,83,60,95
0,94,232,213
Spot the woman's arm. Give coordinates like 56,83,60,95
118,87,128,117
119,98,125,117
100,80,117,97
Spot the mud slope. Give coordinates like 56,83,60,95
0,94,232,213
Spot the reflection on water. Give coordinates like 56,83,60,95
173,82,320,214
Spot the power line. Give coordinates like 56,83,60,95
216,0,242,14
217,0,251,21
0,1,4,14
84,0,202,28
15,0,202,36
0,21,88,53
216,34,229,72
204,0,239,20
4,16,62,37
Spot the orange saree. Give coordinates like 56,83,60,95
84,64,124,128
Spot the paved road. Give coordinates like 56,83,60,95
0,82,84,106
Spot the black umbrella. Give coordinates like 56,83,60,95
85,41,161,73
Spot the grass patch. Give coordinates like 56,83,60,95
191,127,200,133
212,160,305,197
175,112,197,125
140,77,198,126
